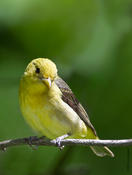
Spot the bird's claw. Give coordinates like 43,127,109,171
55,137,65,150
53,134,71,150
26,136,38,150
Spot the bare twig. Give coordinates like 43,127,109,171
0,136,132,151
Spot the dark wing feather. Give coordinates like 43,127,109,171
54,77,97,135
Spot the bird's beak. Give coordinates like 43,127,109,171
41,77,52,88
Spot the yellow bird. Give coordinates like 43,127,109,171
19,58,114,157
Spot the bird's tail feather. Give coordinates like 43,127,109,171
90,145,114,157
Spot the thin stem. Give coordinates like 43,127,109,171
0,136,132,151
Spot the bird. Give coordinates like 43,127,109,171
19,58,114,157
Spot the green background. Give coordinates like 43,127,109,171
0,0,132,174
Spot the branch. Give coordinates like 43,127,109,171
0,136,132,151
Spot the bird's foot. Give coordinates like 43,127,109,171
26,136,38,150
53,133,71,150
55,137,64,150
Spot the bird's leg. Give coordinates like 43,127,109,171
53,133,71,150
26,136,39,150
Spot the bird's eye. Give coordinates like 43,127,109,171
35,67,40,74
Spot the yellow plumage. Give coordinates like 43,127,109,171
19,58,114,157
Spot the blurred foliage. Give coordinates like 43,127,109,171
0,0,132,175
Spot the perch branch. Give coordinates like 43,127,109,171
0,136,132,151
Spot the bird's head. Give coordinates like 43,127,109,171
23,58,57,90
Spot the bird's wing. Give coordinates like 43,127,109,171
54,76,97,135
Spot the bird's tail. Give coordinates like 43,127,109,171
90,145,114,157
85,129,114,157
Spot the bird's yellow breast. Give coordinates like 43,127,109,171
20,92,69,139
19,77,90,139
